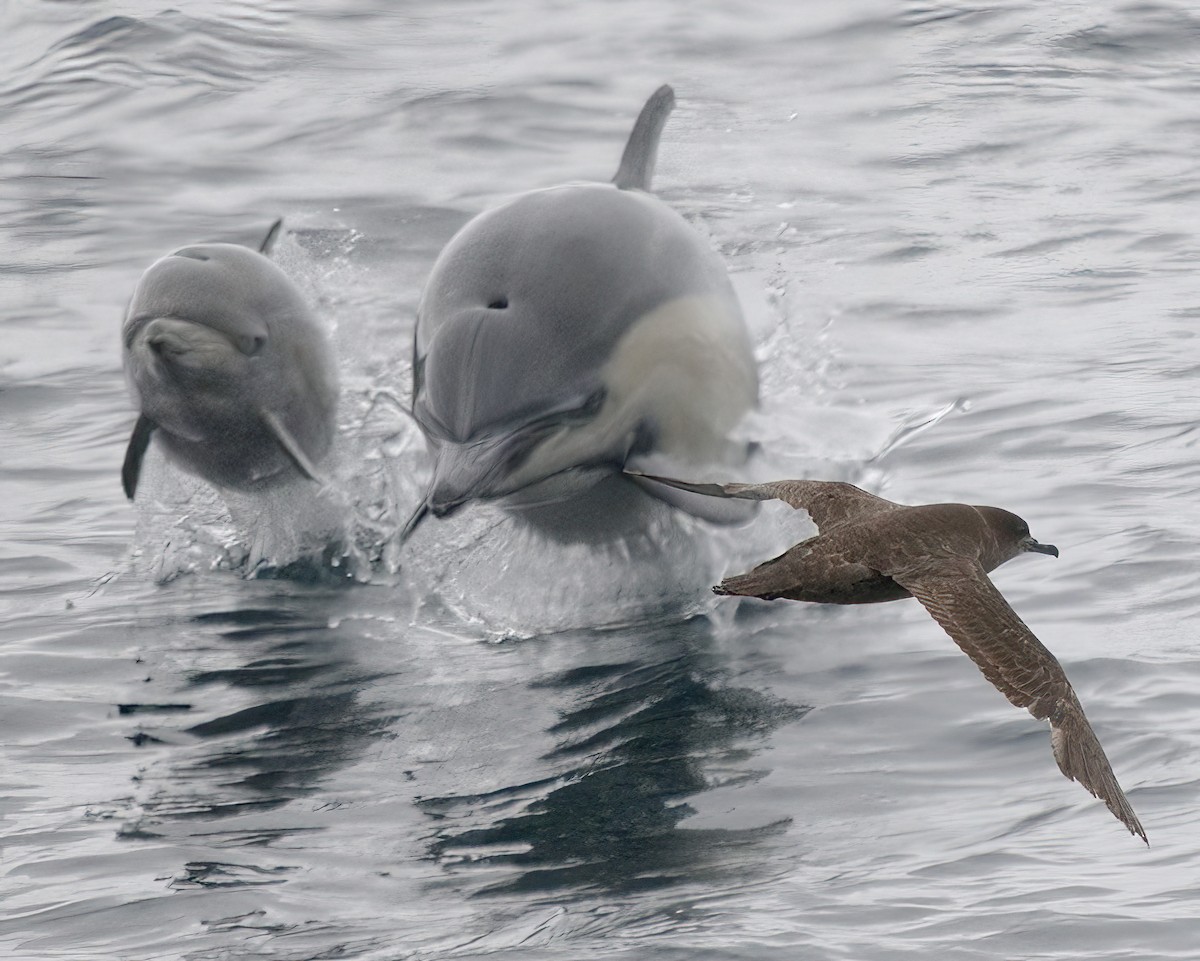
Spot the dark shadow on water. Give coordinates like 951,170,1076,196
246,542,373,586
128,601,396,832
419,617,808,897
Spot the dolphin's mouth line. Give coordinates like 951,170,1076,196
427,413,622,502
413,383,606,442
399,455,622,544
441,455,623,506
398,387,620,544
126,315,266,359
488,461,622,508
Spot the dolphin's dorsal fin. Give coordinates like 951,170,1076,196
259,218,284,255
259,409,324,484
613,84,675,191
121,414,157,500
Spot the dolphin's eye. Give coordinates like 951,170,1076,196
487,297,508,310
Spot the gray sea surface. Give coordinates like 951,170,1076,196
3,1,1199,958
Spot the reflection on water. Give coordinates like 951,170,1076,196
122,599,394,849
422,619,806,897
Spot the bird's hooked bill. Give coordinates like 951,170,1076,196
1022,536,1059,557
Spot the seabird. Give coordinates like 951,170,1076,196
632,471,1147,843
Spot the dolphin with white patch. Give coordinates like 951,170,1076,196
121,220,338,499
405,85,759,540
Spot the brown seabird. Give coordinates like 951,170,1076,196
634,471,1147,843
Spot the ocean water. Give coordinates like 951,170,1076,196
3,1,1199,958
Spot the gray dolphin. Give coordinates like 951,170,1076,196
121,220,338,498
406,85,758,539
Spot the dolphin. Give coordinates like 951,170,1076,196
121,220,338,498
405,85,759,540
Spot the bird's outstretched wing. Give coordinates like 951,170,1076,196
626,472,899,530
890,556,1146,843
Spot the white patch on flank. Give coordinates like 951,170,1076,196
505,293,757,491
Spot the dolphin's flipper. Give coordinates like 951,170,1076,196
612,84,675,191
627,471,758,525
259,409,323,484
259,218,284,255
121,414,157,500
